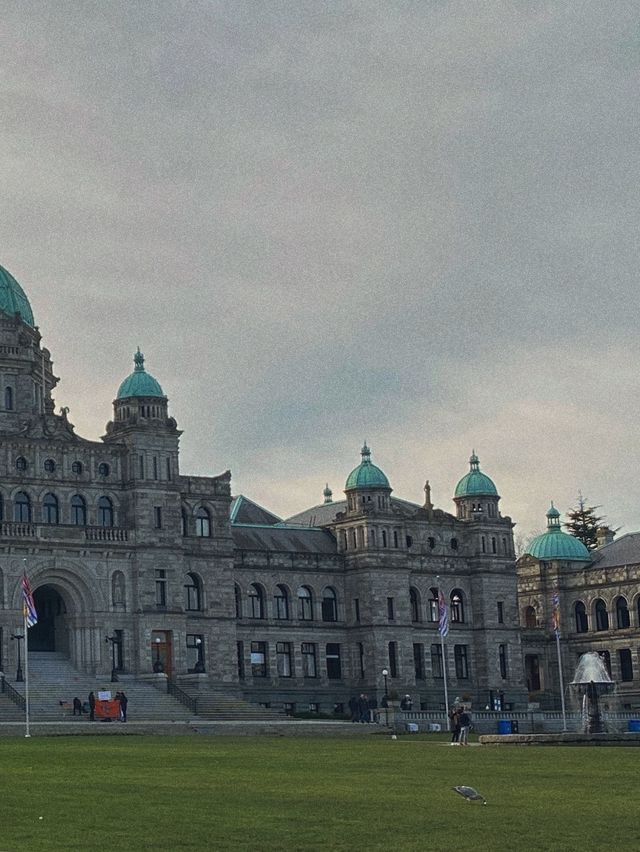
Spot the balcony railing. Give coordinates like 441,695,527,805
0,522,129,543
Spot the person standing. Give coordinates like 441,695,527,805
449,706,460,745
88,691,96,722
118,691,128,722
348,695,359,722
458,707,471,746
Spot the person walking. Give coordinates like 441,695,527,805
458,707,472,746
88,690,96,722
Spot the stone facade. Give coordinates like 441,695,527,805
0,266,530,714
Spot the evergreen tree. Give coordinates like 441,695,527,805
564,493,604,551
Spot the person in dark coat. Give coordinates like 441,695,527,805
367,694,378,723
358,693,369,723
449,706,460,744
72,697,82,716
88,691,96,722
118,691,128,722
348,695,359,722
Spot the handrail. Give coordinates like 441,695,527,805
1,675,26,710
166,678,198,714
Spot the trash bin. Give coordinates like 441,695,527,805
511,720,519,734
498,719,512,734
628,720,640,732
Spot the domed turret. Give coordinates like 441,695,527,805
345,443,390,490
454,451,498,498
525,503,591,561
323,484,333,504
0,264,35,327
117,349,165,399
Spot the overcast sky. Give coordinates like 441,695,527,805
1,1,639,538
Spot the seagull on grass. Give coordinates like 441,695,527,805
452,786,487,805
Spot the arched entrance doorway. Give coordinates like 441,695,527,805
29,585,68,652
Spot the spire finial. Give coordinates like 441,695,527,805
323,483,333,504
134,348,145,372
361,441,371,462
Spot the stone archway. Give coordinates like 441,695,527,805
29,585,68,652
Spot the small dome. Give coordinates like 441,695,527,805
454,451,498,498
323,484,333,504
0,264,35,327
525,502,591,561
345,443,390,490
117,349,166,399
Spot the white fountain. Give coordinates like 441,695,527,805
569,652,615,734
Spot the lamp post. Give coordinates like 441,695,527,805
153,636,164,673
193,637,205,673
382,668,389,726
105,634,119,682
11,633,24,682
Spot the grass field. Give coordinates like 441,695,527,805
1,733,638,851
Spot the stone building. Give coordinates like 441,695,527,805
517,505,640,708
0,262,528,714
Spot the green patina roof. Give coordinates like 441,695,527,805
0,264,35,327
525,502,591,561
345,443,390,490
454,451,498,498
117,349,165,399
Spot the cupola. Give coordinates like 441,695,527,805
525,503,591,561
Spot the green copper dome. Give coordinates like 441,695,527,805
345,443,390,490
0,264,35,327
525,503,591,561
454,451,498,498
117,349,166,399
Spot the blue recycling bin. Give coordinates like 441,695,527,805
498,719,512,734
628,720,640,732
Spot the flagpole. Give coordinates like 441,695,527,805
24,606,31,738
555,629,567,732
437,576,450,730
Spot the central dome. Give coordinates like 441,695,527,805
0,264,35,327
345,443,390,490
117,349,166,399
454,451,498,498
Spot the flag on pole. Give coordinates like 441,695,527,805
22,574,38,628
438,590,449,637
551,589,560,637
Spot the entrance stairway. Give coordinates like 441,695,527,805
179,690,285,721
5,653,194,722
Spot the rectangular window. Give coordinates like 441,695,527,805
454,644,469,679
308,702,319,713
388,641,398,678
154,507,162,529
302,642,317,678
497,601,504,624
499,644,508,679
276,642,292,677
354,598,360,622
250,641,267,677
166,457,172,481
237,641,245,679
619,648,633,682
429,596,439,622
326,643,341,679
155,569,166,607
186,634,204,673
387,597,395,621
153,456,158,480
357,642,365,678
413,643,425,680
431,644,443,679
139,454,145,479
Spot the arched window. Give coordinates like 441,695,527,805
428,587,439,622
234,584,242,619
15,456,27,472
594,599,609,631
71,495,87,526
4,387,13,410
321,587,338,622
42,493,59,524
44,459,56,473
524,605,537,628
248,583,265,619
297,586,313,621
274,585,290,620
450,589,464,623
112,571,125,607
616,596,630,629
13,491,31,522
575,601,588,633
98,496,114,527
195,507,211,537
410,587,421,623
185,573,202,611
181,508,188,537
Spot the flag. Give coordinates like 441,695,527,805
438,590,449,637
22,574,38,628
551,589,560,637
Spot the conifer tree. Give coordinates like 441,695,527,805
564,493,604,551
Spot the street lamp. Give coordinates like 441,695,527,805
105,635,119,682
153,636,164,673
11,633,24,682
193,637,205,673
382,668,389,726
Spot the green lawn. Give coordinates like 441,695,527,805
2,734,638,851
